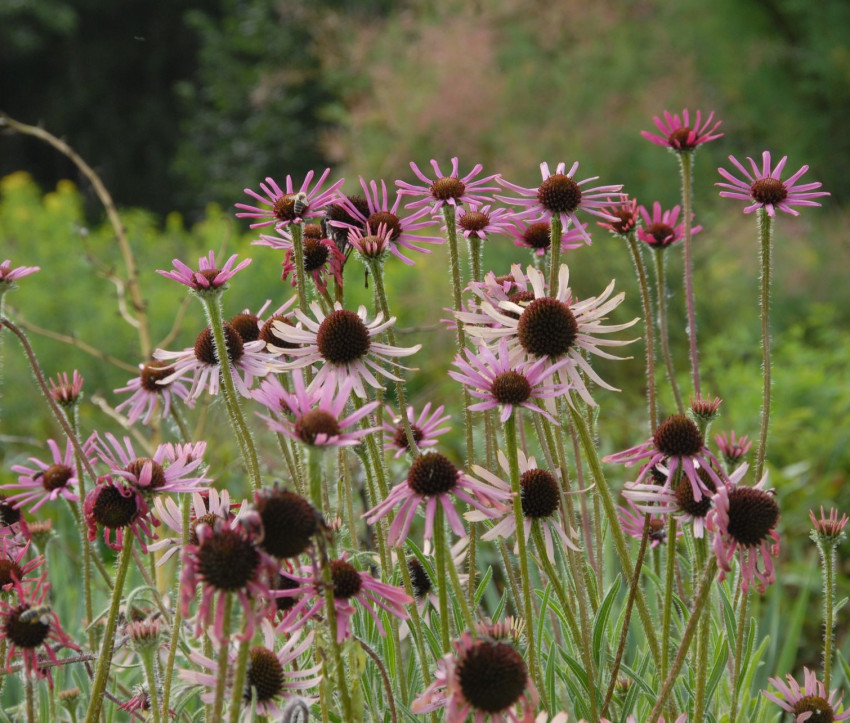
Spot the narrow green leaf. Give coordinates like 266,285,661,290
705,638,730,708
592,574,622,666
473,564,493,607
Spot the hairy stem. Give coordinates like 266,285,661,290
677,151,701,396
650,250,685,415
755,209,774,480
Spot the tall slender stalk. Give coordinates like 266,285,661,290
729,591,750,723
819,538,837,690
677,151,701,396
433,504,452,653
548,216,563,295
227,635,252,723
755,209,774,480
651,250,685,414
209,594,233,721
625,236,658,431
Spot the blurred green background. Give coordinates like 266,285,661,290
2,0,849,684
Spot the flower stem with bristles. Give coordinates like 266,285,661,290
692,534,711,722
729,590,750,723
548,215,563,296
444,513,476,631
504,414,546,707
755,208,774,480
651,250,686,415
678,151,701,396
661,514,678,688
625,235,659,431
209,594,233,722
201,296,262,492
84,532,135,723
396,551,431,690
648,557,717,722
433,504,453,653
227,634,251,723
140,647,162,723
820,538,837,689
568,404,662,669
290,222,310,316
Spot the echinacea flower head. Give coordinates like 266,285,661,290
617,500,673,548
48,370,84,407
8,437,94,513
764,667,850,722
236,169,344,229
467,449,581,562
0,573,80,681
84,477,155,552
180,513,277,642
397,157,500,212
255,369,379,447
268,301,420,399
258,224,346,294
690,393,722,425
497,161,624,245
458,264,638,407
276,553,412,643
411,631,538,722
717,151,829,217
715,430,752,470
508,218,588,257
0,537,43,591
363,451,511,547
708,472,780,593
604,414,725,502
636,202,702,249
157,250,251,292
810,506,849,548
252,486,319,560
179,622,321,716
383,402,451,459
597,197,639,237
347,222,393,261
326,178,444,265
114,360,192,425
449,338,571,423
454,204,515,241
0,260,39,289
154,323,272,400
641,109,723,152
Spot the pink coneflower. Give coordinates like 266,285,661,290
636,202,702,249
0,537,43,591
255,369,379,447
382,402,451,459
114,359,192,425
0,260,40,287
8,438,94,513
256,224,346,294
0,574,80,681
268,301,420,399
236,169,344,229
180,513,277,642
92,432,210,497
397,157,500,212
466,449,581,562
458,264,638,407
597,197,640,237
624,461,747,539
453,204,515,241
149,488,241,566
708,472,780,593
326,178,444,266
84,477,156,552
47,370,84,407
715,430,752,470
810,506,849,547
717,151,829,217
253,486,320,560
497,161,623,245
411,631,538,722
347,223,393,261
179,622,322,715
154,323,272,399
508,218,588,257
364,451,510,547
617,499,673,548
157,250,252,292
465,265,535,314
763,667,850,722
604,414,725,502
449,338,571,423
641,109,723,151
228,298,291,345
276,553,412,643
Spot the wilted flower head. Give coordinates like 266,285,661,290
382,402,451,459
157,250,251,292
48,370,84,407
636,202,702,249
641,108,723,151
114,360,192,425
597,197,639,237
810,506,849,548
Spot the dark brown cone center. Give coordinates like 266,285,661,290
194,324,245,365
3,606,49,649
245,646,285,702
520,468,560,518
197,527,260,591
273,194,301,222
92,486,140,529
393,424,424,451
126,458,167,490
537,174,582,214
316,310,371,364
407,558,432,598
793,695,834,721
366,211,402,241
517,298,579,358
262,315,297,348
491,371,532,406
674,470,716,518
609,208,636,234
459,211,489,232
303,238,330,272
457,641,527,713
274,573,300,612
653,416,703,457
669,127,695,148
522,222,552,250
229,313,260,343
0,560,23,587
407,453,458,496
294,410,342,445
431,177,466,201
646,222,676,247
40,464,74,492
726,487,779,547
140,360,174,391
751,178,788,205
330,559,362,598
303,224,323,239
255,489,317,559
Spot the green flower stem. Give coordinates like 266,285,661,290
729,591,750,723
755,208,774,481
160,492,191,720
139,648,162,723
433,504,452,653
308,446,325,516
290,223,310,316
468,235,483,284
201,296,262,492
443,515,475,630
228,634,252,723
692,534,711,722
84,532,135,723
504,414,545,705
648,558,717,722
209,594,233,722
548,215,563,296
822,541,837,689
651,250,685,414
396,552,431,689
530,524,582,650
677,151,701,397
625,235,658,431
318,541,354,720
568,405,662,669
367,259,419,455
660,515,678,687
276,432,305,498
25,675,34,723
